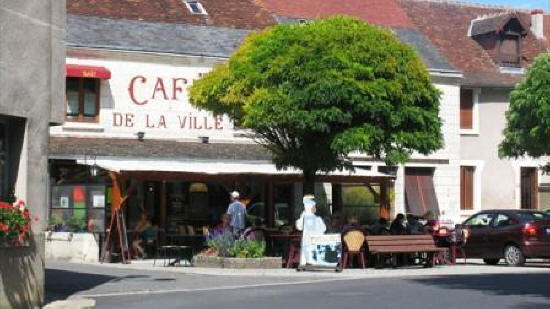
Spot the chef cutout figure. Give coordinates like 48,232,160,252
295,194,326,266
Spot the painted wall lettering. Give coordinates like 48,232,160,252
129,76,147,105
113,112,135,127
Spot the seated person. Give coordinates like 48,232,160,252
369,218,389,235
326,212,344,233
132,213,154,259
342,214,361,233
389,213,406,235
406,214,425,235
209,213,233,239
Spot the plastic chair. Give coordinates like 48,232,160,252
342,229,366,269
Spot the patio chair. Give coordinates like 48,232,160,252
342,229,366,269
286,238,301,268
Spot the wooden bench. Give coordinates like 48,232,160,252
366,235,447,267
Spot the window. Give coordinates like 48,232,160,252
405,167,439,217
50,184,106,232
499,35,520,67
464,213,495,227
66,77,100,122
518,212,550,222
184,1,207,14
460,89,474,130
493,214,511,227
460,166,474,210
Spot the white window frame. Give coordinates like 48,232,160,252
184,1,207,15
459,160,484,218
512,161,541,210
460,88,480,136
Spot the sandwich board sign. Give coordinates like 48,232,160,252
302,233,342,271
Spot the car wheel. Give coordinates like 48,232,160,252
483,258,500,265
504,245,525,266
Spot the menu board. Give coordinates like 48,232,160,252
305,234,342,267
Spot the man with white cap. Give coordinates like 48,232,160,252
227,191,246,236
296,194,326,267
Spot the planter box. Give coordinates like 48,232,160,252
45,232,99,263
193,255,282,269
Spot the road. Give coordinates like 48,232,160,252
46,262,550,309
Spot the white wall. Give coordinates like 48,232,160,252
51,50,241,142
391,81,461,223
460,88,548,218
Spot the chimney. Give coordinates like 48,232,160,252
531,9,545,39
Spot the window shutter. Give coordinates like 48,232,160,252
460,166,474,210
460,89,473,130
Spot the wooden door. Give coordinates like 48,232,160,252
521,167,538,210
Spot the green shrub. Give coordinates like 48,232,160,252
229,240,265,258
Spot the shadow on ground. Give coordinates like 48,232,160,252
45,268,119,303
410,273,550,306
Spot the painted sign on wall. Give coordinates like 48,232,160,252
59,56,235,140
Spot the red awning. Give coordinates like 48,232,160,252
66,64,111,79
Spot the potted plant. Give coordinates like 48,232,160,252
0,200,37,247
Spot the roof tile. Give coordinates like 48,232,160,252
67,0,275,29
255,0,417,28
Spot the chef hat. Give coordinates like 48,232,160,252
303,194,316,213
231,191,240,199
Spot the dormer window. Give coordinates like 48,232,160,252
184,1,207,15
498,20,523,67
469,13,527,69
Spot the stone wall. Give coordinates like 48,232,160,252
0,1,65,307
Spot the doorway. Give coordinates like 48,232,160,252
520,167,537,209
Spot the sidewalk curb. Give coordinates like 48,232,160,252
43,298,95,309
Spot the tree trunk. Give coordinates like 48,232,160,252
303,170,316,195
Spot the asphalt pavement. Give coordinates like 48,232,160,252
46,262,550,309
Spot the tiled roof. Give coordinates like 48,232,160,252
67,14,250,58
49,137,272,161
255,0,455,71
67,0,275,30
392,28,455,71
255,0,417,28
397,0,549,86
469,13,527,37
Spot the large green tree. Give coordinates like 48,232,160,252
500,53,550,162
189,16,443,193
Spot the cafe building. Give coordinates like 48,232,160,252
48,10,395,256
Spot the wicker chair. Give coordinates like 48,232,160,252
342,229,366,269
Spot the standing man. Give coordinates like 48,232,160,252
227,191,246,236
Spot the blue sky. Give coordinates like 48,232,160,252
458,0,550,10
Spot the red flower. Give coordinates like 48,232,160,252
0,223,8,233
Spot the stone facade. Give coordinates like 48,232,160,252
0,1,65,307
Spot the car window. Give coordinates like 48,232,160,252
518,212,550,222
493,214,512,227
464,213,495,227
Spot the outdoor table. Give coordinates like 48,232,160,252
265,233,301,265
163,234,205,264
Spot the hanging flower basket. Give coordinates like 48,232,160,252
0,200,37,247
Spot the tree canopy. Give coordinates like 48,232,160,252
189,16,443,191
500,53,550,160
